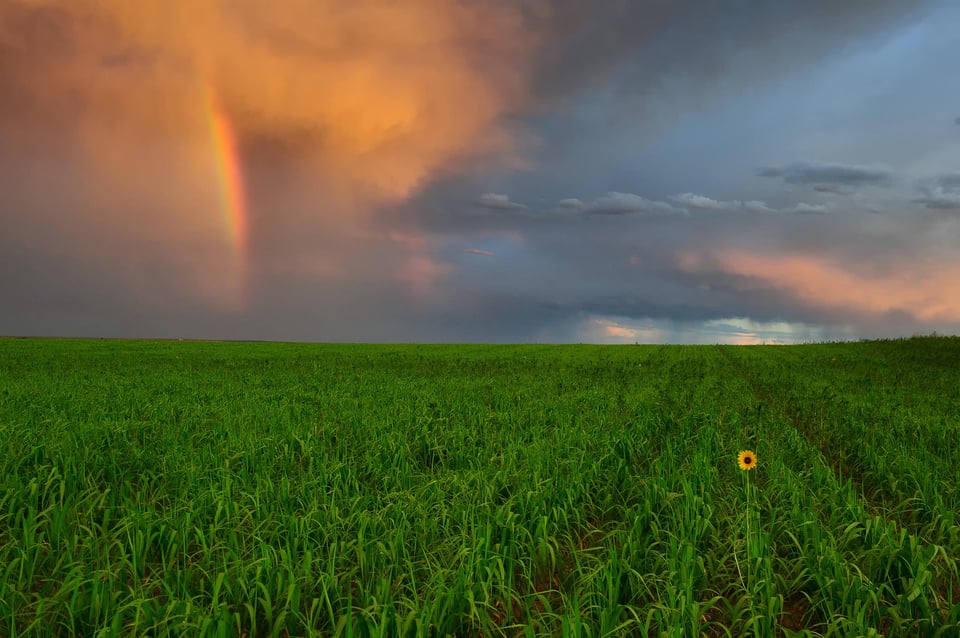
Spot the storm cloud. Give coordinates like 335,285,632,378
1,0,958,344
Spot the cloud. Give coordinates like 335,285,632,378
813,185,851,195
914,173,960,210
757,162,894,187
464,248,495,256
671,192,729,210
914,196,960,210
937,174,960,189
679,249,960,324
571,315,850,345
529,0,934,107
465,189,833,223
474,193,529,211
670,193,776,213
671,192,824,215
742,201,776,213
581,192,684,215
955,116,960,125
1,1,537,198
785,202,830,215
0,0,539,314
556,198,586,211
357,196,960,342
592,318,639,339
701,317,856,344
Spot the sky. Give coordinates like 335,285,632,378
2,0,959,344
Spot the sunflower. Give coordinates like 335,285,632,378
737,450,757,471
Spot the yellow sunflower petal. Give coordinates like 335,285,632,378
737,450,757,471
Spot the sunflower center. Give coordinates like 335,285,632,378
744,456,752,464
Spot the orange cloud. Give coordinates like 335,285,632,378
681,250,960,323
603,324,637,338
3,0,536,198
384,230,452,300
0,1,538,308
397,254,453,301
589,318,636,338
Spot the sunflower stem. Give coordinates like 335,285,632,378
746,469,751,597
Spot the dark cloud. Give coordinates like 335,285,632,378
530,0,934,104
955,116,960,125
814,185,851,196
936,174,960,189
915,197,960,210
758,162,894,187
500,1,941,215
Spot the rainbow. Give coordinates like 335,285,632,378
204,83,249,302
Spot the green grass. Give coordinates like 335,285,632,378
1,336,958,636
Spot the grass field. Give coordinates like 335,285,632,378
1,336,958,636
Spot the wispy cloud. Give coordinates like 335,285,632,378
814,185,851,195
758,162,893,187
464,248,495,256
